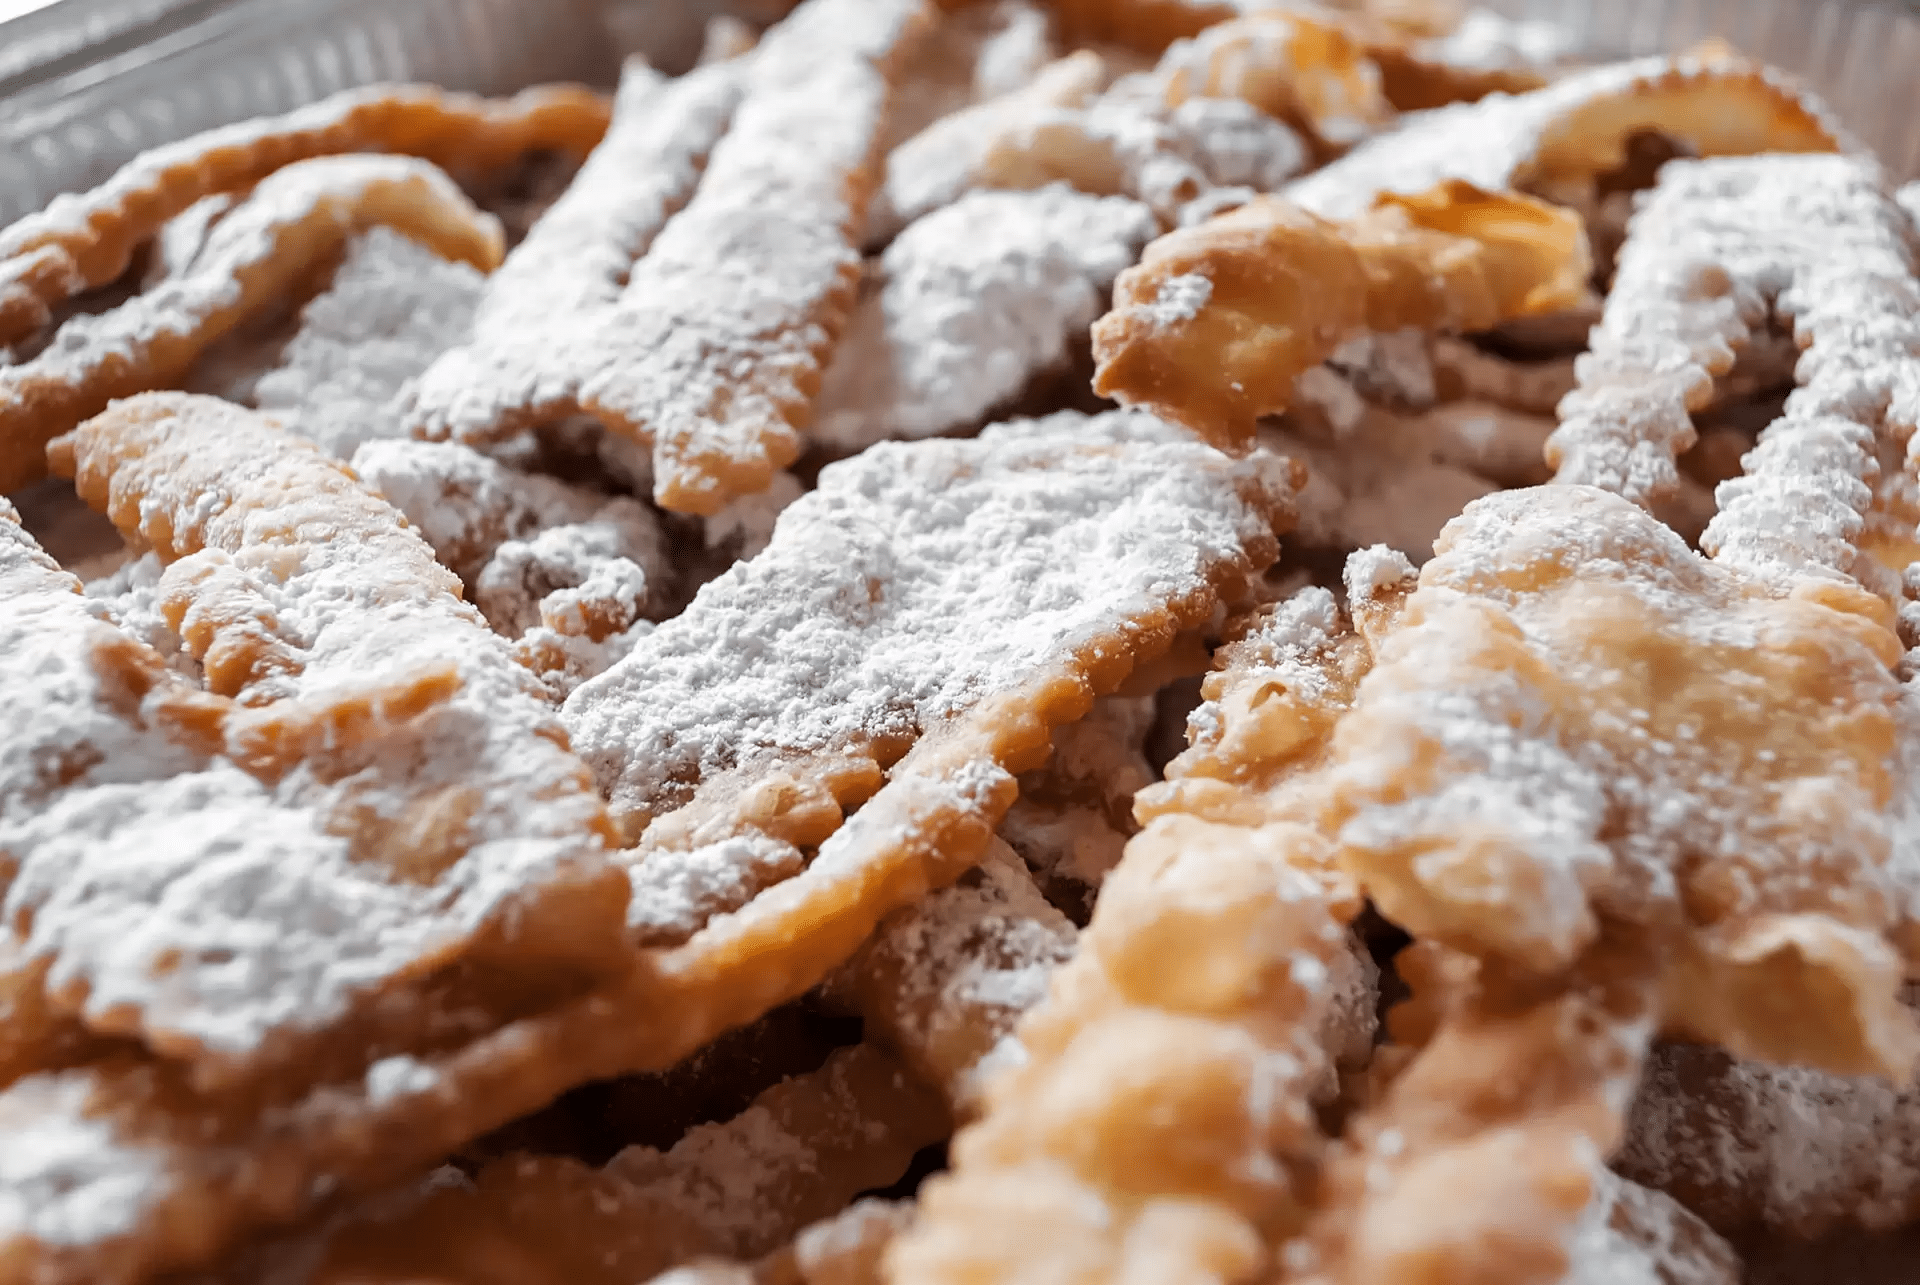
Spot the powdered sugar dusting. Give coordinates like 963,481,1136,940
702,471,803,561
813,185,1156,452
474,500,670,639
1899,181,1920,237
1286,55,1848,220
568,0,934,515
0,155,500,475
0,501,211,823
1426,9,1574,74
251,226,484,458
562,408,1294,827
28,394,620,1071
867,51,1105,247
403,59,741,448
1124,10,1390,149
978,94,1246,226
1696,156,1920,583
1322,485,1914,1073
1549,153,1914,532
1564,1164,1740,1285
1159,97,1308,194
831,841,1077,1106
1137,272,1211,328
85,553,199,681
0,1074,174,1248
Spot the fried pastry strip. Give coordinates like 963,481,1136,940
411,0,936,516
564,405,1293,841
1054,0,1551,115
813,186,1157,454
0,155,502,493
0,502,230,1088
1092,181,1590,447
40,392,627,1057
1365,14,1556,113
0,82,607,347
974,90,1311,229
349,435,674,646
866,50,1108,246
1321,485,1919,1078
997,691,1159,913
0,393,630,1285
1548,154,1919,520
486,408,1290,1157
880,0,1057,152
1126,11,1394,148
347,438,610,586
0,407,1291,1285
302,1044,945,1285
822,839,1078,1113
1285,53,1850,219
893,574,1394,1284
1280,937,1663,1285
246,226,487,457
400,59,742,452
1430,334,1577,416
951,13,1358,232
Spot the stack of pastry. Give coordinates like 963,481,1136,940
2,2,1917,1283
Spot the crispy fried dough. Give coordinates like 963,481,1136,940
1548,156,1920,564
0,155,502,493
0,404,1295,1285
894,571,1396,1284
1322,486,1919,1078
301,1045,944,1285
867,51,1109,247
813,186,1156,454
1286,52,1850,219
1128,11,1394,148
1282,936,1661,1285
0,84,608,348
398,59,741,456
0,393,630,1285
407,0,935,516
1092,181,1590,447
822,840,1077,1113
245,226,487,458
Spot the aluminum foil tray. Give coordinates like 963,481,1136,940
0,0,719,224
1,0,1918,228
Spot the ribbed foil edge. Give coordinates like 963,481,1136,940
0,0,209,90
1475,0,1920,180
0,0,714,225
4,0,1917,227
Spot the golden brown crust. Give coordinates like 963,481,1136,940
1091,182,1590,448
0,84,608,347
